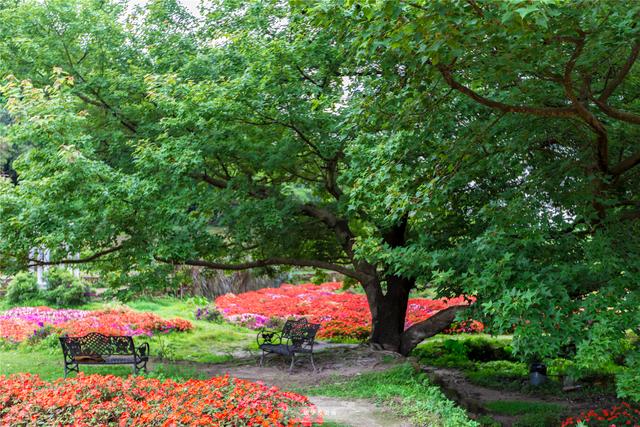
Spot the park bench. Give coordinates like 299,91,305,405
257,318,321,373
59,332,149,378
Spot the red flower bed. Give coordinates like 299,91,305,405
215,282,481,340
561,402,640,426
0,373,321,426
0,307,192,343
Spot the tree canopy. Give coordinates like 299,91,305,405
0,0,639,393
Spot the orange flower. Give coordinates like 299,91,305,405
0,373,321,426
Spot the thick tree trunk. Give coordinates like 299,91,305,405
368,275,411,352
364,274,465,356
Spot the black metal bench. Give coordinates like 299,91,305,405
59,332,149,378
257,318,320,373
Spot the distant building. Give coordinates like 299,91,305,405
29,247,80,289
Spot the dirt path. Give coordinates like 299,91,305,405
308,396,411,427
186,344,397,389
158,344,411,426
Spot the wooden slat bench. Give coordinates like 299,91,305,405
59,332,149,378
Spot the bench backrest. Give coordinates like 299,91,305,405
60,333,135,357
281,317,308,338
282,318,320,349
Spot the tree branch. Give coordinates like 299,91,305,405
437,64,578,118
27,244,125,268
598,41,640,103
399,305,467,355
191,172,228,190
591,98,640,125
560,33,610,173
156,256,371,283
191,171,355,254
295,65,324,88
611,149,640,176
324,156,344,200
74,91,138,133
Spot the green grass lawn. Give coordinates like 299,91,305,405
0,346,208,381
110,297,259,363
0,296,259,380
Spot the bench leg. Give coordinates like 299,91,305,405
259,350,265,367
289,354,295,374
133,364,138,375
64,363,79,379
310,353,316,373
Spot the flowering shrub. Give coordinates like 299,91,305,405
0,307,193,343
215,282,482,340
0,373,322,426
561,402,640,426
194,305,224,322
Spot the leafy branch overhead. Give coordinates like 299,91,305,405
0,0,639,363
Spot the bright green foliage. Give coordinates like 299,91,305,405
5,271,39,304
42,268,88,306
310,0,640,382
0,0,639,391
617,351,640,402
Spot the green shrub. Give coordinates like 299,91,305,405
412,336,514,368
42,269,90,306
616,352,640,402
466,361,528,388
6,272,40,304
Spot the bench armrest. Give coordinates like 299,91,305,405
257,329,282,347
136,342,150,359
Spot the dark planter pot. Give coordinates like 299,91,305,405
529,362,548,386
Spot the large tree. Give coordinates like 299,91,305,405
1,0,639,385
314,0,640,394
0,0,467,354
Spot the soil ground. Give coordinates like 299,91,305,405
155,344,617,427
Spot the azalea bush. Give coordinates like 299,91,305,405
560,402,640,426
0,373,322,426
0,306,192,343
215,283,482,341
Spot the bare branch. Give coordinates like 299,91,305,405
156,256,371,283
27,244,125,267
